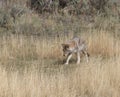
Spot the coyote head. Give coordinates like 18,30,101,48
62,41,76,56
62,44,71,57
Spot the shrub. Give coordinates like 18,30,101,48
0,10,11,29
10,6,27,23
27,0,58,13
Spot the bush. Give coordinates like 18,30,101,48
0,10,11,29
89,0,109,13
10,6,27,23
27,0,58,13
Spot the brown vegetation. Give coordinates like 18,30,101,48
0,0,120,97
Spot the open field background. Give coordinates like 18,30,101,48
0,0,120,97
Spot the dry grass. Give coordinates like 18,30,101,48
87,31,119,57
0,57,120,97
0,31,119,97
0,0,120,97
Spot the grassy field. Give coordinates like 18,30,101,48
0,30,119,97
0,0,120,96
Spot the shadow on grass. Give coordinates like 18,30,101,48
0,57,80,76
52,56,77,65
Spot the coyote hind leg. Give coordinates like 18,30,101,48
82,50,90,63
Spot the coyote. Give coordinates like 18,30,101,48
62,37,89,65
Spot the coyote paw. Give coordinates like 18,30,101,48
65,63,69,65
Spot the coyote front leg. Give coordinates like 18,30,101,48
65,54,72,65
77,52,80,64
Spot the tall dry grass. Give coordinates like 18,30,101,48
0,31,119,61
0,31,120,97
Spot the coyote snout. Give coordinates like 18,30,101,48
62,37,89,65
